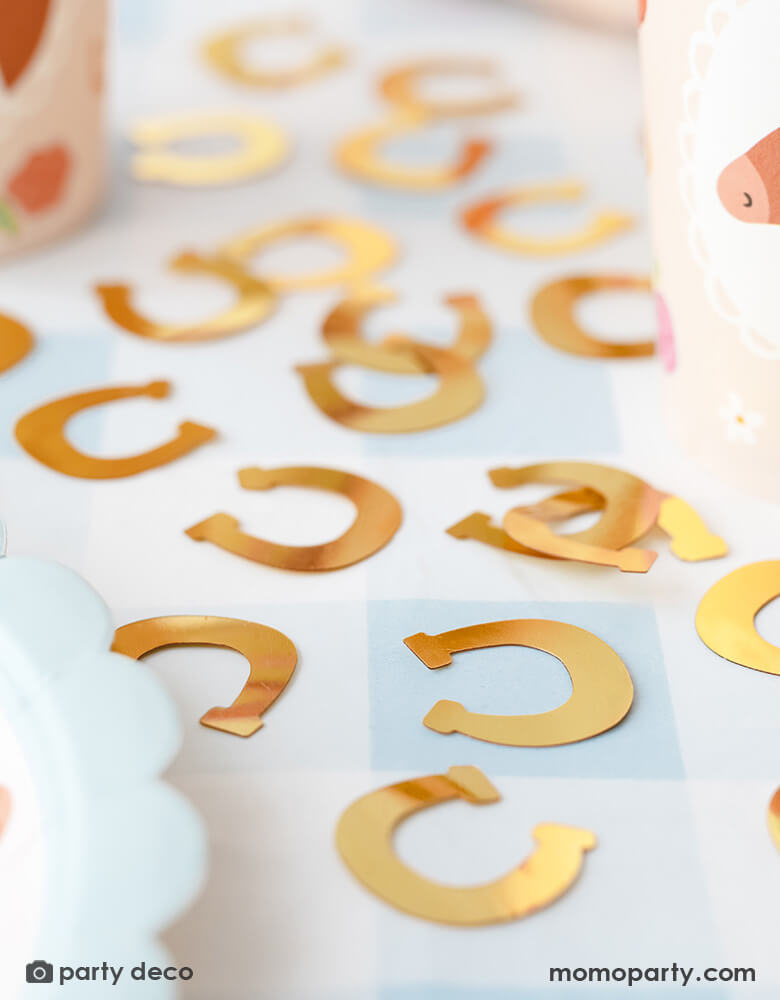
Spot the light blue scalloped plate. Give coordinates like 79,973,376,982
0,554,207,997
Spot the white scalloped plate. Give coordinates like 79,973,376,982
0,555,206,997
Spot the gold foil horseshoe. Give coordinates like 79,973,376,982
219,216,397,292
404,619,633,746
530,275,655,359
0,313,34,374
202,15,346,89
696,561,780,676
186,465,402,571
336,109,491,192
461,182,633,256
769,788,780,852
322,286,491,373
336,765,596,926
112,615,297,737
448,463,726,569
130,111,289,186
15,381,217,479
0,787,10,839
96,252,276,343
379,59,517,117
296,345,484,433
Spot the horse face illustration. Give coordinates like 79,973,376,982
718,128,780,224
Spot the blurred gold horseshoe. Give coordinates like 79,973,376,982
96,251,276,343
186,465,402,571
202,15,346,88
404,619,633,746
769,788,780,851
530,274,655,358
15,380,217,479
379,58,516,117
336,765,596,926
130,111,289,186
0,313,34,374
112,615,297,737
322,286,491,373
336,108,491,191
296,345,484,433
461,182,633,256
219,216,397,292
696,561,780,676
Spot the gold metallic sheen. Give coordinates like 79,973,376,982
336,765,596,926
15,380,217,479
186,465,402,571
112,615,297,737
530,274,655,358
461,182,634,256
130,111,289,186
0,313,34,374
696,561,780,676
96,252,276,343
769,788,780,852
321,286,491,373
404,619,633,746
379,59,517,117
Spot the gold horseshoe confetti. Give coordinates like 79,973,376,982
296,344,484,433
96,251,276,343
15,380,217,479
129,111,290,186
769,788,780,852
696,561,780,676
336,765,596,925
219,215,398,292
461,182,634,256
186,465,402,571
112,615,297,737
336,108,491,192
379,58,517,117
404,618,633,746
448,462,727,570
530,274,655,359
0,787,10,839
0,313,34,374
202,14,346,89
321,286,491,373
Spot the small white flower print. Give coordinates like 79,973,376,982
719,391,763,445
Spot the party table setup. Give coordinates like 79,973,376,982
2,0,780,997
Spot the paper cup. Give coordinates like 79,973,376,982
0,0,107,258
639,0,780,499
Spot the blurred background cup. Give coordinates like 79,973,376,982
0,0,107,259
640,0,780,499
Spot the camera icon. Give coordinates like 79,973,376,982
26,961,54,984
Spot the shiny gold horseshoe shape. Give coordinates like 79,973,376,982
461,182,634,256
15,380,217,479
186,465,402,571
219,216,398,292
336,765,596,926
530,274,655,359
404,619,633,746
202,15,346,89
96,251,276,343
296,345,484,433
379,58,517,117
112,615,297,737
696,561,780,676
336,108,491,191
322,286,491,373
129,111,289,186
0,313,34,374
769,788,780,852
